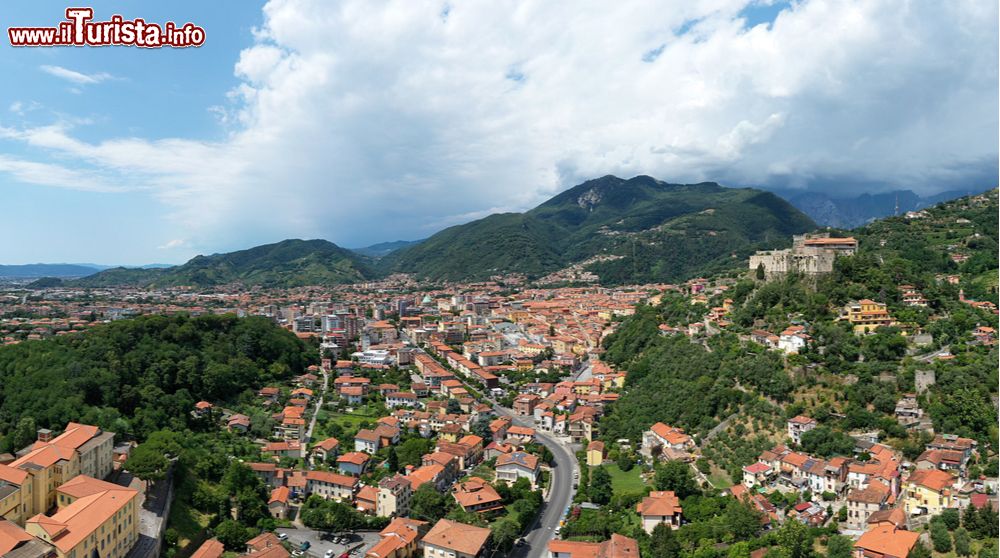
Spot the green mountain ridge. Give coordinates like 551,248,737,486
72,239,374,288
381,175,817,283
59,175,819,288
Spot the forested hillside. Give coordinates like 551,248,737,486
600,189,999,480
0,314,316,449
383,175,816,283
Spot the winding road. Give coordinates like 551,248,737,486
492,404,577,558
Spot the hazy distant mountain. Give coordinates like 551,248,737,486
74,239,375,288
380,175,816,284
775,188,982,228
352,239,424,258
0,264,101,278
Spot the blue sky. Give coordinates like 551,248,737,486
0,1,996,265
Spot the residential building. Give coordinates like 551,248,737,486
495,452,540,488
786,416,817,445
548,534,639,558
452,478,504,515
637,491,682,533
376,475,412,518
844,300,895,334
305,470,358,502
852,525,919,558
421,519,490,558
903,469,956,516
366,517,426,558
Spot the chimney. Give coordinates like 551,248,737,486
37,429,53,443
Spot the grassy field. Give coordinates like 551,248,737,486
167,495,213,558
604,464,646,496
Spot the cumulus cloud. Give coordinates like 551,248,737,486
39,65,115,85
3,0,998,251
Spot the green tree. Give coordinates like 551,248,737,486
827,535,853,558
649,523,680,558
931,519,952,553
907,541,931,558
953,527,972,557
941,508,961,530
214,519,254,550
776,518,811,558
387,447,399,473
589,466,613,505
654,461,699,499
410,484,451,523
616,451,635,472
125,443,171,481
492,518,520,551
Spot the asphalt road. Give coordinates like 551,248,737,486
493,404,577,558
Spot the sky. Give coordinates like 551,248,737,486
0,0,996,265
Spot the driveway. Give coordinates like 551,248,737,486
276,527,380,558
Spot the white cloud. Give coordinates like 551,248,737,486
2,0,997,251
158,239,189,250
39,65,114,85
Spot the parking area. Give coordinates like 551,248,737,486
276,527,381,558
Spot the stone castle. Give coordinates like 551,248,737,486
749,233,858,280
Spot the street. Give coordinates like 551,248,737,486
493,404,577,558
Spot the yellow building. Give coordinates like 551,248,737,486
845,299,895,334
9,423,115,516
0,465,33,525
586,441,605,467
26,475,139,558
903,469,955,517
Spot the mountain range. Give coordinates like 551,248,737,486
17,176,988,288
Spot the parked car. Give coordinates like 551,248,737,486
299,542,311,551
324,550,335,558
277,533,288,541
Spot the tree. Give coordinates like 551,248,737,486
223,462,262,496
755,263,766,281
722,500,762,540
654,461,699,499
471,415,493,444
396,437,434,469
827,535,853,558
799,426,855,457
125,443,171,481
953,527,972,557
941,507,961,530
617,451,635,472
589,466,612,505
492,518,520,551
776,519,811,558
214,519,254,550
907,541,931,558
410,484,450,523
931,519,952,553
649,523,680,558
387,447,399,473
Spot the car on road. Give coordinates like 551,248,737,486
299,542,311,551
277,533,288,541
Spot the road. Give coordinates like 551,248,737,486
493,404,577,558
